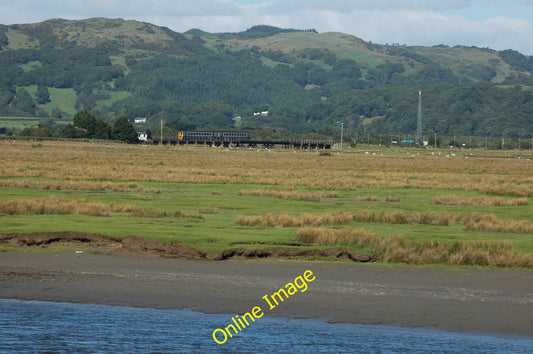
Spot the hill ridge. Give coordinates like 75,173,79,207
0,17,532,140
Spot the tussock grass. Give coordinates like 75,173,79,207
0,196,202,219
235,210,533,233
0,196,134,216
235,210,462,227
0,179,160,193
296,228,533,267
234,211,353,227
129,208,204,219
431,195,528,206
237,188,338,201
198,207,219,214
385,196,401,202
296,227,377,247
353,195,401,202
353,195,379,201
463,213,533,233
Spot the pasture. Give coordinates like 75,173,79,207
1,140,532,267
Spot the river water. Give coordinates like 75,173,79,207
0,299,531,353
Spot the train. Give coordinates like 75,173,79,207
151,130,332,149
178,131,252,140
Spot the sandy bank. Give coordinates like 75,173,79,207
0,252,532,337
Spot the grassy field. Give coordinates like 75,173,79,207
0,117,43,131
1,140,532,267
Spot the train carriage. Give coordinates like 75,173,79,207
178,131,252,140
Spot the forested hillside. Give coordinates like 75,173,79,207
1,18,532,139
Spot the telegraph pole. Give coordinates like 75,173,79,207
417,90,422,146
336,121,344,149
160,118,163,146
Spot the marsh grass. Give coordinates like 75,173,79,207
234,210,463,227
237,188,338,201
198,207,219,214
353,195,379,201
2,141,532,197
431,195,528,206
234,211,353,227
0,179,161,193
463,213,533,233
2,142,533,264
0,196,203,219
296,227,533,267
385,196,401,202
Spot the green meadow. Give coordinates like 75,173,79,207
0,141,532,267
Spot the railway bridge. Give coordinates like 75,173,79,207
152,134,332,149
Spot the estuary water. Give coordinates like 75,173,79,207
0,299,531,353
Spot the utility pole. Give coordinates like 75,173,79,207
417,90,422,146
160,118,163,146
336,121,344,149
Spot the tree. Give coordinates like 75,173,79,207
19,125,52,137
61,124,85,139
73,110,98,138
94,119,112,140
36,86,50,104
12,88,36,115
112,115,138,143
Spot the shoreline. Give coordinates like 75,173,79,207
1,252,532,337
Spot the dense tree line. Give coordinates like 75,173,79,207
60,110,137,142
266,79,533,137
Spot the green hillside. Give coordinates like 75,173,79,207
0,18,532,139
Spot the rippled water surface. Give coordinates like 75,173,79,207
1,299,531,353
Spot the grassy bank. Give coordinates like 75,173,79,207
1,140,532,267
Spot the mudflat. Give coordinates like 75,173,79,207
0,252,532,337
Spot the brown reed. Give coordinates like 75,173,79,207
234,211,354,227
0,179,160,193
235,210,533,234
296,227,533,267
463,213,533,233
234,210,463,227
0,196,202,219
0,196,134,216
198,207,219,214
431,195,528,206
385,196,401,202
353,196,379,201
237,188,338,201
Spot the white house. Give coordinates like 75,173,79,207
253,110,269,117
137,132,148,141
134,117,147,124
